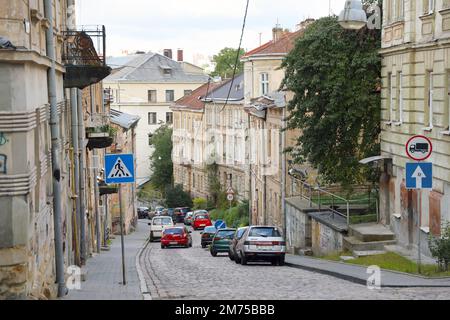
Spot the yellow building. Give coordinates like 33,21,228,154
380,0,450,255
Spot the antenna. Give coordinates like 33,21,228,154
259,32,262,46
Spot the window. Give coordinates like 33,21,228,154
388,73,394,123
396,72,404,124
148,90,157,103
423,0,435,14
166,112,173,124
166,90,175,102
184,90,193,96
148,112,157,125
260,73,269,96
425,72,434,129
445,71,450,131
390,0,404,22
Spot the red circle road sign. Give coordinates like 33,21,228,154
405,135,433,161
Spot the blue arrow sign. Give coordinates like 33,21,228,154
105,154,135,184
214,220,226,230
406,163,432,190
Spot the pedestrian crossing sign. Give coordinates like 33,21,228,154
105,154,135,184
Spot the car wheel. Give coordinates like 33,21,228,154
229,251,235,261
161,245,165,249
149,232,154,242
279,256,285,266
240,252,247,265
201,243,206,249
271,259,278,266
210,250,217,257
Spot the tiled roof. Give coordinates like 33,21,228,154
105,52,209,83
173,81,223,111
242,29,304,58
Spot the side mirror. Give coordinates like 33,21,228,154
148,223,152,226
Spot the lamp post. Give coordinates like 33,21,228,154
338,0,368,30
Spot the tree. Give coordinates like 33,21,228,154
165,185,193,208
211,47,245,79
149,125,173,194
281,16,381,188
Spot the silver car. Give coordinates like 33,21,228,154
235,226,286,266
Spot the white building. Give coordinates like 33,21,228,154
104,50,208,186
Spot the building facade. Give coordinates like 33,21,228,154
104,51,208,186
380,0,450,256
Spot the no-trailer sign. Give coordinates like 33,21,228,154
406,135,433,161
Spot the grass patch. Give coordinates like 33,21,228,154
321,252,450,278
349,214,378,224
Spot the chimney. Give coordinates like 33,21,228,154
272,27,284,42
177,49,184,62
296,18,315,31
163,49,173,59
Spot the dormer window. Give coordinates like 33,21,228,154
161,65,172,75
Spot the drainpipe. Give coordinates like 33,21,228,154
70,88,81,265
281,101,287,237
44,0,66,298
90,85,101,253
247,113,252,225
77,89,87,264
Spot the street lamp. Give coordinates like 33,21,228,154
338,0,367,30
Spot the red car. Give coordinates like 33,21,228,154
161,227,192,249
192,213,212,231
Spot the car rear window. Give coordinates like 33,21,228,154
164,228,184,235
195,215,209,220
216,230,236,239
236,228,248,239
204,227,217,234
153,218,172,226
249,227,281,237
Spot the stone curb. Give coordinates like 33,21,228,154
286,261,450,288
135,237,152,300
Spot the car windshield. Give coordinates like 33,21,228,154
164,228,184,235
236,228,248,239
204,227,217,234
216,230,236,239
153,218,172,226
195,215,209,220
249,227,281,238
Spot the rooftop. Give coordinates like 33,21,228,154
242,29,304,59
110,109,141,130
104,52,208,83
172,81,224,111
203,73,245,103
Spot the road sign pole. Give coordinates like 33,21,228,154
418,188,422,274
119,184,126,285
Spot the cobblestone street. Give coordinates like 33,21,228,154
139,225,450,300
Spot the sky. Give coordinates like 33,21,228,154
76,0,348,64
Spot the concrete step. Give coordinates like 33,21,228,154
344,236,397,252
353,250,387,258
349,223,396,242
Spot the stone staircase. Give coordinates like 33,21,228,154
344,223,397,257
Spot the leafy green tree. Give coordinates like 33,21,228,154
149,125,173,194
211,47,245,79
281,16,381,188
165,184,193,208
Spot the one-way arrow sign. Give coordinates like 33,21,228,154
406,163,432,190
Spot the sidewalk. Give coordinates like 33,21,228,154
63,220,149,300
286,254,450,288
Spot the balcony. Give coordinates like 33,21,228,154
85,113,115,150
62,25,111,89
98,182,119,196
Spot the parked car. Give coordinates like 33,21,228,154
174,207,191,223
235,226,286,266
228,227,249,261
200,226,217,248
148,216,174,242
137,207,149,219
161,227,192,249
184,212,194,226
210,228,236,257
192,213,212,230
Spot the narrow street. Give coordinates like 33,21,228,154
139,223,450,300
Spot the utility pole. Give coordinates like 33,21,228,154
119,185,127,285
77,90,87,264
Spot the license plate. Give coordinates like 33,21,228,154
200,224,206,227
170,242,178,245
257,246,273,251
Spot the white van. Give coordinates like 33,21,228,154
149,216,174,242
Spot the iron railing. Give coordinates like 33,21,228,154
62,25,106,66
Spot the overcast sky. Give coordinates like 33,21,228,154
77,0,347,63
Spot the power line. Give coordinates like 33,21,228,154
219,0,250,114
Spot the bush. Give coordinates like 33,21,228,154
193,198,208,210
428,222,450,271
165,184,193,208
